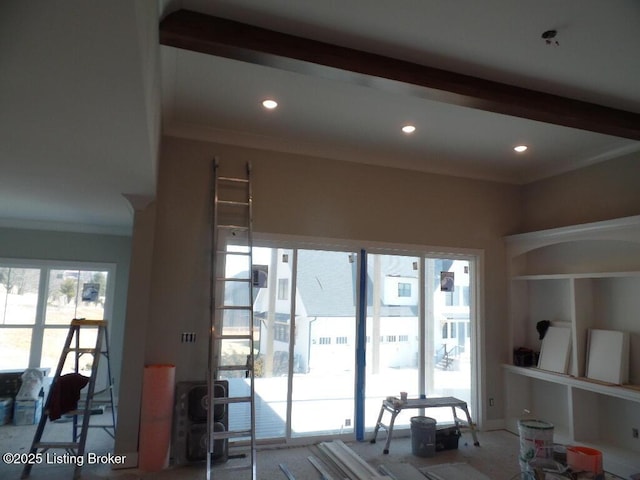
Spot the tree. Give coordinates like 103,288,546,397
60,278,77,303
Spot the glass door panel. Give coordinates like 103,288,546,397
365,254,420,430
425,258,473,424
221,247,293,440
291,249,357,437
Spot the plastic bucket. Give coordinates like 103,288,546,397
410,416,436,457
566,446,603,474
518,419,554,478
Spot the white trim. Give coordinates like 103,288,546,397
505,214,640,256
255,231,482,260
471,250,485,431
0,217,132,236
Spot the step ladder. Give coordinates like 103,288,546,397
22,318,116,480
208,159,257,480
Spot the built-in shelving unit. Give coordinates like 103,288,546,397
504,215,640,478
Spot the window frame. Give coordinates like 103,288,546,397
0,258,116,370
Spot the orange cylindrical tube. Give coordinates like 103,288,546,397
138,364,175,471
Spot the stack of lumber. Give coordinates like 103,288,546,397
317,440,393,480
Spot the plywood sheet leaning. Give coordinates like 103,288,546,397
586,329,630,384
537,326,571,374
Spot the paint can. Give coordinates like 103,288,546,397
517,419,554,478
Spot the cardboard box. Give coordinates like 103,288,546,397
13,397,42,425
0,397,13,425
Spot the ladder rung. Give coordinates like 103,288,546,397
216,277,252,282
64,347,98,354
217,225,249,231
212,396,252,404
218,176,249,183
219,464,253,472
34,441,80,449
216,334,253,340
218,200,249,207
212,429,253,440
217,250,251,256
216,365,252,371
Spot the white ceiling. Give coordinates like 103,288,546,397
1,0,639,234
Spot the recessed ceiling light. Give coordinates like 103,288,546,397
514,145,528,153
402,125,416,134
262,99,278,109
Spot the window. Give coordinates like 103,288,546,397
397,282,411,297
0,267,40,325
386,335,397,343
277,278,289,300
336,336,348,345
275,323,290,342
399,335,409,342
319,336,331,345
0,260,114,372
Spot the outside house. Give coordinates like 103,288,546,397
251,252,471,378
217,249,474,438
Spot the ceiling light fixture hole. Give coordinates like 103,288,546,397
541,29,559,46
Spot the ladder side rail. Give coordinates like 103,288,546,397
208,160,257,480
208,158,221,480
246,161,257,480
21,325,77,478
103,328,117,435
74,326,104,456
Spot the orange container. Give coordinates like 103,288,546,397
566,446,603,474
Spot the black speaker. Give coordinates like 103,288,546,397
172,381,229,465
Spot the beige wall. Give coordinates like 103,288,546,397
114,136,640,457
145,136,523,368
115,135,523,454
522,151,640,232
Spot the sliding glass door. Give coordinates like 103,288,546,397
290,249,357,437
245,241,477,442
423,257,473,424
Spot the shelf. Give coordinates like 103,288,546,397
512,271,640,281
504,216,640,479
503,365,640,403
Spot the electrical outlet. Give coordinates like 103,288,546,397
345,419,351,427
489,398,494,407
633,427,639,439
181,332,197,343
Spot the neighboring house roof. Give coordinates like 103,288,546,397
239,251,458,318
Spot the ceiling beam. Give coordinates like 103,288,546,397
160,9,640,141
